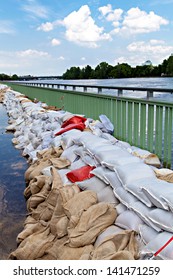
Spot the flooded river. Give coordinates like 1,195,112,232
0,103,28,259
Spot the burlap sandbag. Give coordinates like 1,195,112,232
50,157,71,169
26,179,51,212
9,227,55,260
36,167,63,223
91,230,139,260
156,172,173,183
63,190,97,219
59,184,80,205
49,184,80,237
68,202,117,247
24,175,52,199
44,236,94,260
25,159,51,182
16,222,45,244
37,147,63,161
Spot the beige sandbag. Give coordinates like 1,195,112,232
17,222,44,244
25,160,51,182
68,202,117,247
45,236,93,260
63,190,98,219
49,185,80,238
50,157,71,169
91,230,139,260
24,175,52,199
144,154,161,168
9,227,55,260
59,184,80,205
26,180,51,211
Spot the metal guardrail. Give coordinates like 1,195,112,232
15,81,173,98
6,82,173,168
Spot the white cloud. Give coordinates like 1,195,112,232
22,0,49,19
57,56,65,60
37,20,60,32
127,40,173,55
81,57,86,61
51,38,61,46
61,5,111,48
17,49,49,57
121,7,169,35
98,4,112,16
37,22,54,32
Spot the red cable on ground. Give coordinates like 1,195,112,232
154,236,173,257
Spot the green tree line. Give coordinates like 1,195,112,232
62,54,173,79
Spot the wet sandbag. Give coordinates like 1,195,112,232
9,227,55,260
91,230,139,260
68,202,117,247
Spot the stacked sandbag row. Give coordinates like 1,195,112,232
2,87,173,260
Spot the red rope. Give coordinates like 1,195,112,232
154,236,173,257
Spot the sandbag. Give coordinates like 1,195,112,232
66,165,95,183
63,190,97,219
91,230,139,260
55,122,85,136
68,202,117,247
61,116,87,128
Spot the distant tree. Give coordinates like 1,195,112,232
166,55,173,76
0,73,10,80
11,74,19,80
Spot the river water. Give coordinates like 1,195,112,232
0,103,28,259
30,77,173,101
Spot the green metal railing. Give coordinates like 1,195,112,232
5,82,173,168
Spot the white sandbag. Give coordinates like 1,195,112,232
141,178,172,210
148,208,173,233
60,144,79,163
97,185,119,206
115,162,156,187
69,158,86,170
139,224,158,245
125,178,154,207
76,176,107,192
130,201,161,232
90,166,111,184
115,210,144,232
94,225,124,248
51,135,62,147
60,129,83,149
115,203,127,215
140,231,173,260
41,166,54,177
104,171,123,189
58,169,71,185
113,187,138,208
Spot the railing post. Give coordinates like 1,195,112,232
84,86,87,92
118,89,123,96
98,87,102,93
73,86,76,91
147,90,153,98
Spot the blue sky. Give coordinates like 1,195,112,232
0,0,173,76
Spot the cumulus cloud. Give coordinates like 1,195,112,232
60,5,111,48
22,0,49,19
51,38,61,46
17,49,49,57
57,56,65,60
99,5,168,36
121,7,168,35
